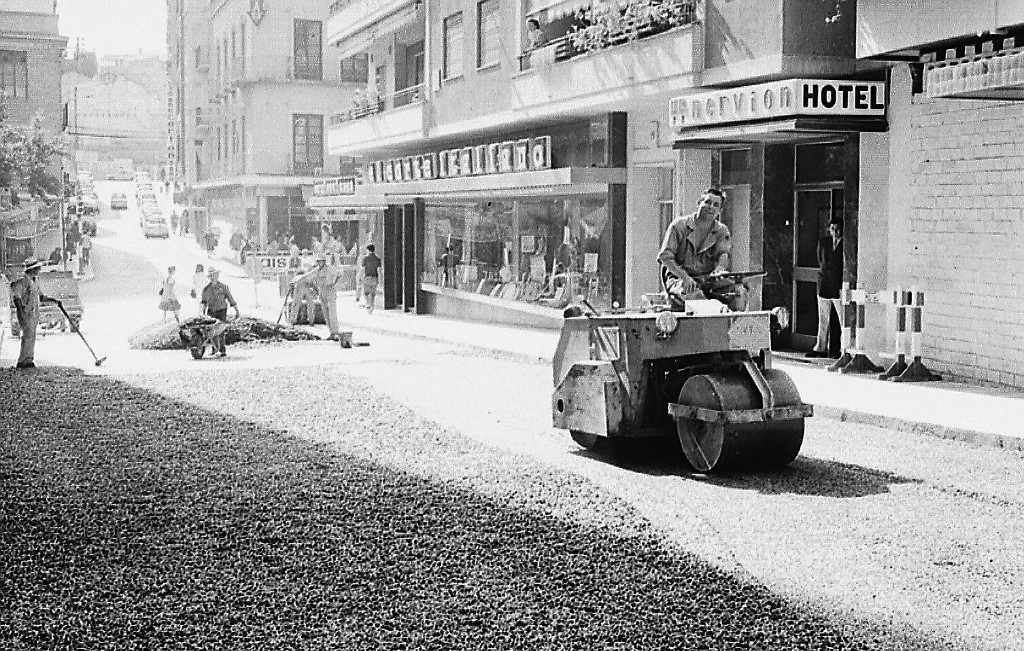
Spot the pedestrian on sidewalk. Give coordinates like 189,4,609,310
203,230,218,259
170,211,179,236
158,266,182,324
807,218,844,359
200,268,239,358
361,244,381,314
10,258,58,369
79,232,92,269
191,263,209,307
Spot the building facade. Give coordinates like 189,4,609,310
61,65,168,176
314,0,893,334
167,0,361,249
853,0,1024,388
0,0,66,132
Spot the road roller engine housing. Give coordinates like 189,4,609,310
552,300,812,472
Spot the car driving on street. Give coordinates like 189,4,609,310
110,193,129,210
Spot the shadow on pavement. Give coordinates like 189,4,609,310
0,368,961,650
571,438,921,499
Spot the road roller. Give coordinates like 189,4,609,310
551,299,812,472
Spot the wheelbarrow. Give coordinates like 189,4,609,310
178,316,230,360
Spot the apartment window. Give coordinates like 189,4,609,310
477,0,500,69
443,13,464,80
293,19,323,80
339,54,368,83
231,120,238,154
240,115,246,159
404,41,424,88
194,46,202,68
292,114,323,173
195,107,202,127
216,127,222,161
0,51,29,98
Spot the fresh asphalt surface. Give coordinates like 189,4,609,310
2,182,1023,649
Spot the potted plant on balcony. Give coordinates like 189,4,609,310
570,0,697,55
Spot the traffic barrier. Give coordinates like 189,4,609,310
828,282,884,374
880,285,941,382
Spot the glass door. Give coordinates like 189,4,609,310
792,186,843,349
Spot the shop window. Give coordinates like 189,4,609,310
720,148,751,186
340,54,369,83
292,114,324,173
293,19,323,81
477,0,500,69
796,142,844,184
422,197,613,311
1,50,28,98
443,13,464,80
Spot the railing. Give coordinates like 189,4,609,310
329,84,425,126
518,0,698,72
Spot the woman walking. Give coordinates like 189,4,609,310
192,263,209,311
158,266,182,323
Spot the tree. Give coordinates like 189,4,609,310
0,100,66,199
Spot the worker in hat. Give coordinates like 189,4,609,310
200,267,240,357
9,258,58,369
292,253,342,339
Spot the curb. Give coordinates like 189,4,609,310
813,405,1024,453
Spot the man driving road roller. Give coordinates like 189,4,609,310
657,187,748,312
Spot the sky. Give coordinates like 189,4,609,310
57,0,167,58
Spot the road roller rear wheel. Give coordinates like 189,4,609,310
675,368,804,473
570,430,604,451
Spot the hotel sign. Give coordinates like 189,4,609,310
367,136,552,183
669,79,886,130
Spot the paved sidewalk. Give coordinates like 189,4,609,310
136,231,1024,453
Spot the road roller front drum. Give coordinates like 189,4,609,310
671,367,808,473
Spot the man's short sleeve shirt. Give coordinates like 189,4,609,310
660,214,731,276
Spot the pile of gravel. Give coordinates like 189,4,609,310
128,315,320,350
0,368,952,650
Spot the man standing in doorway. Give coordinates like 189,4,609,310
807,218,844,358
657,188,748,311
361,244,381,314
10,258,58,369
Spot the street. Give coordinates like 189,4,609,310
3,183,1024,649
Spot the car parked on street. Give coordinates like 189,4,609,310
143,216,170,238
110,193,129,210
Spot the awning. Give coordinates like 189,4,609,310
308,166,625,207
673,116,888,148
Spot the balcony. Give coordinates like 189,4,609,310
512,0,703,114
327,0,421,55
327,85,426,155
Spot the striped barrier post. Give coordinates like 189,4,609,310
878,287,910,380
837,287,884,374
827,282,854,373
890,285,941,382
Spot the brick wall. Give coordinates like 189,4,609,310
902,92,1024,387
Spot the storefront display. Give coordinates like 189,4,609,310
421,196,613,311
